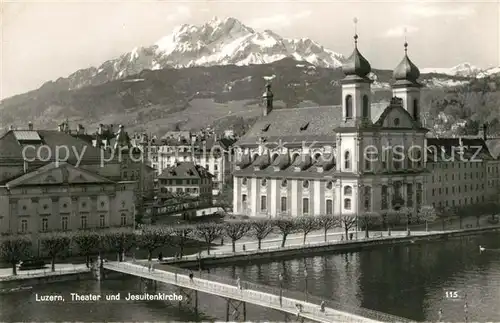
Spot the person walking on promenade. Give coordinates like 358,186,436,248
438,308,443,322
158,252,163,261
278,273,283,307
236,276,241,290
189,271,194,282
320,300,326,313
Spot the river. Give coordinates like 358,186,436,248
1,232,499,322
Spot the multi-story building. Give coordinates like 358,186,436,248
137,132,236,195
232,33,499,218
157,162,214,202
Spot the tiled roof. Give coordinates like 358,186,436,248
426,138,495,161
0,130,113,164
237,102,390,146
158,162,213,179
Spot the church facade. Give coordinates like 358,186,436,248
232,34,500,218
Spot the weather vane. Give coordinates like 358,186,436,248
353,17,358,46
404,27,408,53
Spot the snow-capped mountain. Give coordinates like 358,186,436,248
58,17,345,91
420,63,487,77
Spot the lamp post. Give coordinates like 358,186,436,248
304,268,308,302
278,273,283,307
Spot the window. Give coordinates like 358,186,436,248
344,198,351,210
272,154,279,163
80,216,87,229
20,219,28,233
326,199,333,215
381,185,388,210
416,183,422,208
303,180,310,189
362,95,369,118
413,99,419,120
364,186,371,211
281,197,287,212
345,95,353,118
121,214,127,226
344,151,351,170
100,215,105,228
261,178,267,187
281,179,288,188
61,217,68,231
242,194,248,209
344,186,352,196
302,198,309,214
260,196,267,211
407,184,413,207
326,181,333,190
394,118,400,126
242,178,248,186
41,218,48,232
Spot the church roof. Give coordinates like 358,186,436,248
393,43,421,87
342,35,371,80
236,103,388,146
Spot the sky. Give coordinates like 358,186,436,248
1,0,499,99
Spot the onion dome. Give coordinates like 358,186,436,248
393,42,420,83
342,34,372,78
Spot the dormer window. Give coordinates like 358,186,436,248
394,118,400,126
262,124,271,132
281,179,288,188
300,122,310,131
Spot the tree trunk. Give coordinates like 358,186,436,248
85,255,90,268
51,256,56,272
324,228,328,242
281,234,287,247
344,228,349,240
11,261,17,276
258,239,262,250
303,233,307,244
148,251,152,261
206,245,211,255
179,239,185,257
426,220,428,232
365,227,369,239
232,239,236,253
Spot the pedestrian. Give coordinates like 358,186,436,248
243,244,246,251
350,233,354,240
438,308,443,322
341,235,344,241
320,300,326,312
236,276,241,290
158,252,163,261
295,303,302,318
278,273,283,306
221,237,224,245
189,271,194,282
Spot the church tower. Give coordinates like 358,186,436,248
340,18,373,127
392,40,422,122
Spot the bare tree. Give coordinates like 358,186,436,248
72,231,103,267
102,228,136,262
399,207,416,232
295,216,320,244
317,215,341,242
223,221,251,252
251,219,274,250
357,212,382,238
137,225,173,261
274,218,298,247
0,236,32,275
195,223,224,255
418,205,438,232
172,225,193,257
339,214,356,240
40,232,71,271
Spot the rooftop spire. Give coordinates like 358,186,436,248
392,29,421,85
353,17,358,48
404,27,408,54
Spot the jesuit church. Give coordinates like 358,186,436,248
232,31,500,218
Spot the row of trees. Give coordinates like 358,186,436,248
0,206,439,276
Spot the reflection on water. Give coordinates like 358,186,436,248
1,233,500,322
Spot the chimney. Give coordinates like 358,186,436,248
483,123,488,141
28,122,33,131
9,125,14,131
262,83,273,116
77,124,85,135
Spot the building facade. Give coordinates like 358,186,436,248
157,162,214,202
232,35,500,218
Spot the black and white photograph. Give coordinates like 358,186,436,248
0,0,499,322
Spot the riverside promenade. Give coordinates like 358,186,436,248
0,264,89,282
104,261,411,322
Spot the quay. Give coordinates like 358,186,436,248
104,261,413,322
0,264,91,289
161,226,500,268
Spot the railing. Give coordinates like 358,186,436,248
164,230,432,262
0,265,90,281
105,261,413,323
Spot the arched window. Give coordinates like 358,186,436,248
413,99,419,120
303,180,310,189
381,185,388,210
344,151,351,169
314,153,322,162
344,186,352,196
362,95,369,118
291,153,300,164
272,153,279,162
326,181,333,190
344,198,351,210
345,95,353,119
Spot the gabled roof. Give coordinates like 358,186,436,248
0,130,112,164
5,162,115,188
373,102,421,129
158,162,213,179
